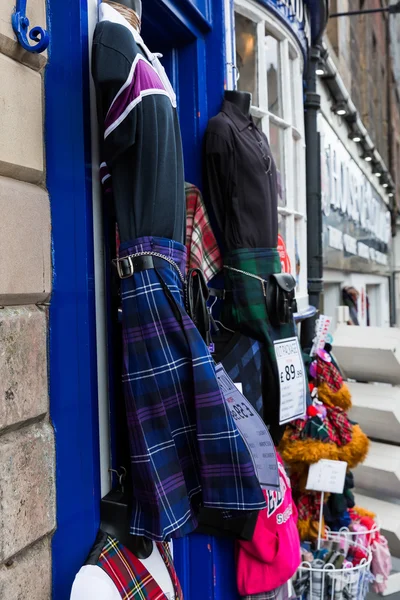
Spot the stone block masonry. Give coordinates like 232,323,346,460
0,0,55,598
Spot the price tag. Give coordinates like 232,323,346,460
216,364,280,490
275,337,306,425
306,459,347,494
310,315,332,357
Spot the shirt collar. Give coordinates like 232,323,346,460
99,2,153,62
221,99,252,132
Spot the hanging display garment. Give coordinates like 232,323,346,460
195,506,259,540
93,6,265,541
236,455,301,597
222,248,297,444
92,3,185,244
203,101,302,444
212,331,263,415
118,237,266,540
185,183,222,282
203,100,278,252
70,531,182,600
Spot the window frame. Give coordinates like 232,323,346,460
234,0,308,309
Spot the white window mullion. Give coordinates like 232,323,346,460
261,114,270,137
257,20,268,112
268,114,291,129
280,39,291,123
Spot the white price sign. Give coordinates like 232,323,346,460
306,460,347,494
216,364,280,490
275,337,307,425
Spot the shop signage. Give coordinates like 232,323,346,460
262,0,311,52
320,117,391,273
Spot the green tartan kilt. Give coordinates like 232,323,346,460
223,247,297,444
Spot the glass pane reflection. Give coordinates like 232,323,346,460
235,13,258,105
269,122,286,206
265,33,282,117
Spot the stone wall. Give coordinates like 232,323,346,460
0,1,55,599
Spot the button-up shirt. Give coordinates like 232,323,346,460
92,3,185,245
203,100,278,252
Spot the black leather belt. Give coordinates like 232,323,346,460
113,254,177,279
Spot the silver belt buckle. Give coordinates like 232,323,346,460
116,255,133,279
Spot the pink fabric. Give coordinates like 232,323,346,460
371,535,392,594
236,454,301,595
350,523,369,549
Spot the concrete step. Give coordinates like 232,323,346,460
354,441,400,498
349,382,400,444
333,324,400,384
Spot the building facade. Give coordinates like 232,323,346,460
319,4,400,594
0,0,326,598
319,0,399,329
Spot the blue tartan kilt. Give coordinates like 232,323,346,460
119,236,265,541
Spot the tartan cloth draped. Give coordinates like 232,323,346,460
97,534,183,599
120,236,265,541
185,183,222,282
287,406,353,447
222,248,297,444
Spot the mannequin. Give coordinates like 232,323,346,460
224,90,251,118
99,489,152,559
112,0,142,21
70,487,180,600
92,0,185,247
204,82,290,445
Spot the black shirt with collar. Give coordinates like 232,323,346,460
203,100,278,253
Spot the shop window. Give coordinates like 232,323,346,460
234,1,308,307
236,13,258,105
265,34,282,117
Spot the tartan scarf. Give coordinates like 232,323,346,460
325,406,353,447
120,236,265,541
185,183,222,282
287,406,352,447
222,248,297,443
97,534,182,600
296,490,323,523
317,357,343,393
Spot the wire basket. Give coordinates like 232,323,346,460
325,521,380,550
294,539,373,600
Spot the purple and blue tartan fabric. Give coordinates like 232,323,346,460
119,236,266,541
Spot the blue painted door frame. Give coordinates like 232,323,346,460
46,0,236,598
46,0,325,597
46,0,101,596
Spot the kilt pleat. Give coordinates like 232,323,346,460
120,236,265,541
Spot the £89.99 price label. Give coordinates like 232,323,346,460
274,337,306,425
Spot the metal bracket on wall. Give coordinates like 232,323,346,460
12,0,49,54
